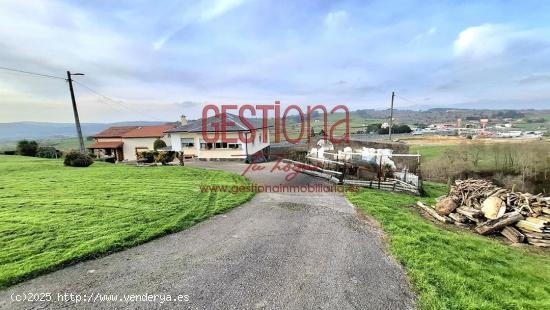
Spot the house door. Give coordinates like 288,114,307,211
116,148,124,161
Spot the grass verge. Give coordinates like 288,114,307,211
0,155,254,288
346,182,550,309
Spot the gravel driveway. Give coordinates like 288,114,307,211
0,161,414,309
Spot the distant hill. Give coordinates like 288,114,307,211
0,121,169,142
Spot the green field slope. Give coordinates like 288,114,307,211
347,183,550,309
0,155,254,287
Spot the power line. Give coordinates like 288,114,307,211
395,94,424,106
73,81,164,121
0,66,66,80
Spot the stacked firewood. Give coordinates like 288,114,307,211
417,179,550,247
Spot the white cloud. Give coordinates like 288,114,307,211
453,23,550,59
200,0,246,21
324,10,348,28
453,24,512,58
413,27,437,41
153,0,247,50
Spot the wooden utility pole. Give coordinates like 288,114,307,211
388,91,395,140
66,71,85,153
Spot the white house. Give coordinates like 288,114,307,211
165,114,270,160
89,124,176,161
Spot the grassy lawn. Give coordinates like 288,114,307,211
0,155,254,288
346,183,550,310
409,144,462,162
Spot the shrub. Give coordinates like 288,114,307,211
377,124,412,134
36,146,60,159
138,151,157,163
153,139,167,150
63,151,93,167
16,140,38,156
155,151,176,165
2,150,16,155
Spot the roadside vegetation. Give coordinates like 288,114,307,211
411,141,550,193
347,183,550,310
0,155,254,288
0,137,92,153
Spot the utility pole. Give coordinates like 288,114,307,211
388,91,395,140
66,71,85,153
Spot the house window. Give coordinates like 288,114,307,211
200,142,213,150
181,138,194,148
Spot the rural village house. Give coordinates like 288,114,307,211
89,124,176,161
166,114,270,160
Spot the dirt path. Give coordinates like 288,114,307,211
0,161,414,309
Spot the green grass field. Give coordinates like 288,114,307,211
347,183,550,310
0,155,254,288
409,144,461,162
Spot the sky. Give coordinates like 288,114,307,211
1,0,550,123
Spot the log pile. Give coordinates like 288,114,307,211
418,179,550,247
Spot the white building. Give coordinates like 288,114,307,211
166,114,270,160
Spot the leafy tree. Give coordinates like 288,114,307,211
153,139,167,150
16,140,38,156
377,124,412,134
36,146,60,158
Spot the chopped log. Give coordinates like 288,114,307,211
516,220,549,233
521,231,550,240
435,197,458,216
417,202,454,224
542,208,550,215
525,239,550,247
456,206,483,222
448,212,467,223
481,196,506,220
500,226,525,243
475,212,524,235
525,217,550,226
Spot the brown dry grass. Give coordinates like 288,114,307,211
401,135,547,146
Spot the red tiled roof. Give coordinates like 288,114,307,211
93,126,138,138
122,125,176,138
88,141,124,149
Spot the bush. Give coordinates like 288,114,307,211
378,124,412,135
2,150,16,155
153,139,167,150
138,151,157,163
155,151,176,165
63,151,94,167
36,146,60,159
16,140,38,156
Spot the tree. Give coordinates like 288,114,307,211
16,140,38,156
318,129,326,138
153,139,167,150
36,146,60,159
